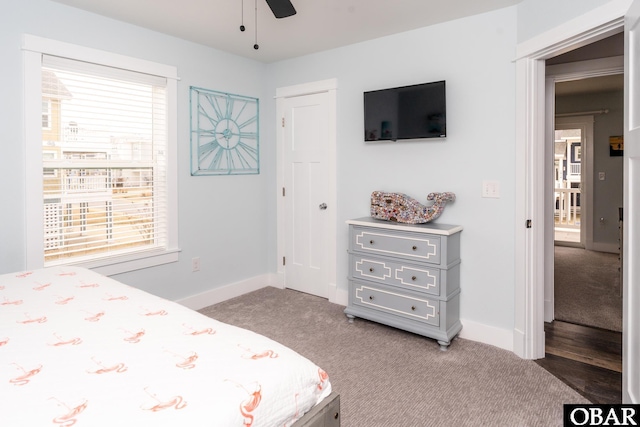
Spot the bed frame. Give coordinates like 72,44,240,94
292,392,340,427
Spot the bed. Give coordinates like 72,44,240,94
0,266,340,427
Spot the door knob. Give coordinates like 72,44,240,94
319,203,327,210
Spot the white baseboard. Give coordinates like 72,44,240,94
512,328,525,358
544,298,554,323
332,286,348,306
176,273,275,310
176,277,515,355
263,273,346,306
179,271,348,310
328,289,516,353
458,318,514,352
589,242,619,254
271,272,285,289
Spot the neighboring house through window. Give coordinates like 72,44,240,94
23,35,179,275
42,99,51,130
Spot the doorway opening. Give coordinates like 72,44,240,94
514,0,640,403
537,35,624,404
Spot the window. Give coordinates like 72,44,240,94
24,35,179,275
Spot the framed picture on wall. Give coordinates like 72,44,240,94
609,135,623,157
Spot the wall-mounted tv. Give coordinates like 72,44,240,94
364,80,446,141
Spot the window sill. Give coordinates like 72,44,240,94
64,248,181,276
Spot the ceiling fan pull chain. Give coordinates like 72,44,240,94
240,0,245,31
254,0,259,49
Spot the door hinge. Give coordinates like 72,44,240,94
281,117,285,127
282,256,286,266
282,187,285,197
526,219,532,228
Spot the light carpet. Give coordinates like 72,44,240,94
199,287,589,427
554,246,622,332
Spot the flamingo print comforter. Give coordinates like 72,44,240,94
0,266,331,427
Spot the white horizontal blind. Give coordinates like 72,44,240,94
41,54,168,266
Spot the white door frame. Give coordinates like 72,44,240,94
275,79,338,303
513,0,630,359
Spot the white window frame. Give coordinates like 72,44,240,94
23,34,180,275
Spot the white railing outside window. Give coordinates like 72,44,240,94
64,174,109,193
554,187,581,228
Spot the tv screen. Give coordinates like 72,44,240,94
364,80,446,141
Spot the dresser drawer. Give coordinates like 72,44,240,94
351,282,439,327
351,227,441,264
350,254,441,296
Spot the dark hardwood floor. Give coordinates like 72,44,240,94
535,320,622,404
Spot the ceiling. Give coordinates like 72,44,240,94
49,0,623,94
51,0,522,63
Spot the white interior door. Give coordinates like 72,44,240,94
282,92,330,298
624,0,640,404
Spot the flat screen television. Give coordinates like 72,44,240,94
364,80,446,141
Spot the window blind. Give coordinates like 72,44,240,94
41,54,169,266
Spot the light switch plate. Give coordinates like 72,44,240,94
482,180,500,198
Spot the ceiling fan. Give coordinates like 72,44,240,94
240,0,296,50
264,0,296,18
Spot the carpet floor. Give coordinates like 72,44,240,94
554,246,622,332
199,287,589,427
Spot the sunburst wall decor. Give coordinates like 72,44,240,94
190,86,259,175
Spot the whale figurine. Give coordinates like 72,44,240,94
370,191,456,224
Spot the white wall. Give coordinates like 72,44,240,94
517,0,613,42
0,0,269,301
264,7,519,336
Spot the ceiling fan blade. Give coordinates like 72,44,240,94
264,0,296,18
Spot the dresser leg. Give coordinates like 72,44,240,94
346,314,355,324
437,340,450,351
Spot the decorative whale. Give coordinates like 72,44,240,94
370,191,456,224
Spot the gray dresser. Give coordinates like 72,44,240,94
344,217,462,350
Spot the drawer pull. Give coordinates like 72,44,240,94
370,240,374,245
369,268,374,272
411,276,417,281
411,306,416,311
412,245,417,251
369,295,374,300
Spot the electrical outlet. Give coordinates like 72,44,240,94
192,257,200,272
